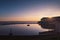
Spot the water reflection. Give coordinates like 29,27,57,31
0,24,49,35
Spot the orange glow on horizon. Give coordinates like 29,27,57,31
0,5,60,21
0,17,41,21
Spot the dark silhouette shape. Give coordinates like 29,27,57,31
38,16,60,33
38,17,55,29
27,24,30,26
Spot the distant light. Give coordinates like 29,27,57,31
48,17,52,19
48,17,53,21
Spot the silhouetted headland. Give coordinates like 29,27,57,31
38,16,60,34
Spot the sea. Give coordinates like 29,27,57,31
0,24,49,36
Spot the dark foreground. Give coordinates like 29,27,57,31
0,34,60,40
0,31,60,40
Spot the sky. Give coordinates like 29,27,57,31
0,0,60,21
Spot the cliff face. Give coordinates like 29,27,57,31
38,16,60,32
38,17,55,29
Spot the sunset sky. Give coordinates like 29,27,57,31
0,0,60,21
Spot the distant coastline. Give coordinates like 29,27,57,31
0,21,38,25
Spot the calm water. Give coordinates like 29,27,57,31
0,24,49,35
